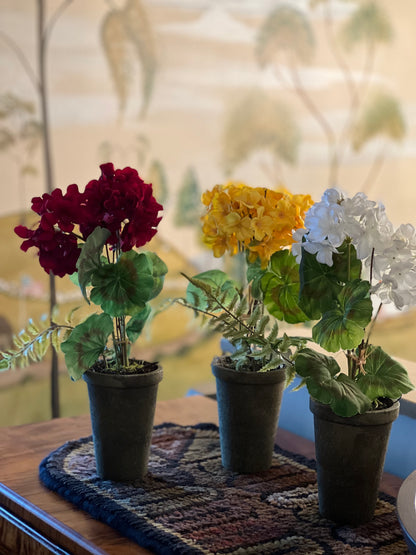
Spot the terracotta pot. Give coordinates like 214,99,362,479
310,397,400,525
83,364,163,482
212,357,286,473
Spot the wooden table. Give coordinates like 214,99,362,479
0,395,404,555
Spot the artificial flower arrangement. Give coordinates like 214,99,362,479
292,188,414,416
179,181,314,373
0,163,167,380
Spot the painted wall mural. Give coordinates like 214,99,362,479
0,0,416,422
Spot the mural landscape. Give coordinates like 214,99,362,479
1,0,416,424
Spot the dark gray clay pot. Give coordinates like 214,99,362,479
212,358,286,473
83,365,163,482
310,397,400,525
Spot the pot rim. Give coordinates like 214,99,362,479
212,357,286,385
309,396,400,426
83,364,163,389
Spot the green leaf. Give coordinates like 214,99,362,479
299,241,361,319
77,227,111,301
185,270,239,312
357,345,414,401
0,358,10,371
142,251,168,300
246,257,266,300
295,348,372,416
61,313,114,380
312,280,372,351
27,318,39,334
90,251,156,316
331,241,362,283
261,250,309,324
126,304,152,343
299,250,341,319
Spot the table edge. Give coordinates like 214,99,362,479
0,483,106,555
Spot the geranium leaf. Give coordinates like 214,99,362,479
246,257,266,300
61,313,113,381
298,249,341,319
295,348,372,416
126,304,152,343
185,270,239,312
312,280,372,352
357,345,414,401
261,250,309,324
142,251,168,300
298,240,362,319
90,251,156,317
77,227,111,301
331,241,362,283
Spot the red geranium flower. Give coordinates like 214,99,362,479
80,163,162,250
15,220,81,277
14,164,163,277
31,184,86,233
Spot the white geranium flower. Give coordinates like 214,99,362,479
370,224,416,280
342,192,376,217
391,223,416,250
291,228,307,262
303,239,339,266
353,206,393,260
299,187,416,310
322,188,343,205
372,275,416,310
304,201,345,245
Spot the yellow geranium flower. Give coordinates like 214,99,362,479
201,182,312,266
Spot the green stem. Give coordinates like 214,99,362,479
113,315,128,368
365,302,382,350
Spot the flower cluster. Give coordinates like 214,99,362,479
15,163,162,277
293,188,416,310
202,182,313,267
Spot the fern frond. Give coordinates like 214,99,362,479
260,355,285,372
65,306,81,325
0,320,74,372
27,318,40,335
284,364,297,386
246,305,263,327
255,314,270,336
267,321,279,344
234,297,248,318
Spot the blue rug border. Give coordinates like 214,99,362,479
38,422,398,554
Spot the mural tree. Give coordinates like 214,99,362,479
0,93,42,224
101,0,157,119
224,1,405,190
174,167,201,227
222,89,300,182
147,159,168,207
0,0,75,418
98,0,169,206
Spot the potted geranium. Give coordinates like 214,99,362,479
1,163,167,482
178,182,313,473
291,187,415,524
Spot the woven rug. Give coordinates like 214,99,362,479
39,423,407,554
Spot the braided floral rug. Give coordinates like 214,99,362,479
39,423,407,554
